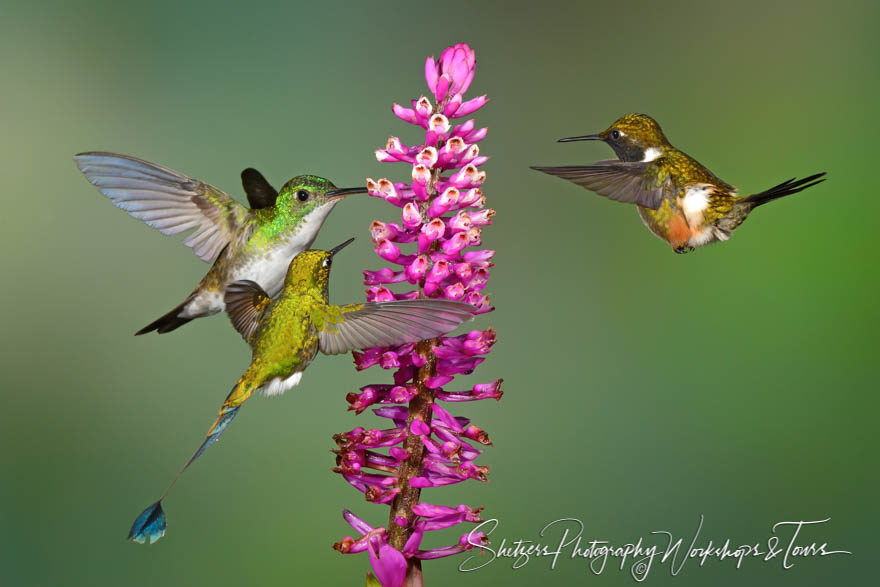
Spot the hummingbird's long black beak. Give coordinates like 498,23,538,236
329,237,355,257
326,187,369,200
557,134,603,143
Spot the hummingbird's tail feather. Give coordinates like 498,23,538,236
135,300,194,335
128,500,166,544
127,375,260,544
741,172,827,208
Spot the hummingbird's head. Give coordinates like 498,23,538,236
284,237,355,291
559,113,670,163
277,175,368,214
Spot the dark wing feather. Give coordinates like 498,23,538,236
224,280,271,345
240,168,279,209
531,160,669,210
318,300,475,355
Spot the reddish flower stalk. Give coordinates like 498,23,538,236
331,43,499,586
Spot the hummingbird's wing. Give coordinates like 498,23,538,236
73,152,250,263
240,168,279,209
530,160,670,210
317,300,475,355
224,280,271,345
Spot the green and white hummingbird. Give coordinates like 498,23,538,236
74,152,367,333
127,238,476,544
531,113,826,253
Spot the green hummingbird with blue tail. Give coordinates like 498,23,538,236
128,238,476,544
74,152,367,333
532,113,826,253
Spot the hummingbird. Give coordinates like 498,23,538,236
73,152,368,333
531,114,826,253
127,238,476,544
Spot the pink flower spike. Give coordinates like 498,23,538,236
335,43,501,579
368,536,407,587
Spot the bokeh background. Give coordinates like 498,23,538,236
1,0,877,585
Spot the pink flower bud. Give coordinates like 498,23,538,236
410,419,430,436
404,255,429,283
426,259,449,282
447,212,471,233
441,232,469,256
400,202,422,231
374,239,401,263
416,147,438,168
443,282,465,300
453,94,488,118
392,103,417,124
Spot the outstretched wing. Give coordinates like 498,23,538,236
74,152,250,262
224,280,272,346
317,299,475,355
531,160,672,210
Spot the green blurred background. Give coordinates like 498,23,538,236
1,0,876,585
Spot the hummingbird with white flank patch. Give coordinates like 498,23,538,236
74,152,367,332
532,114,826,253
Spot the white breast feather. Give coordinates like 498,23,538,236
232,202,339,298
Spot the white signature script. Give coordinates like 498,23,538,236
460,516,851,581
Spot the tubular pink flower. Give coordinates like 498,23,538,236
334,43,497,586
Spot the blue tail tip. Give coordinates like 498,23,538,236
128,500,167,544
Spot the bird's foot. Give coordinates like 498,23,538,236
673,246,695,254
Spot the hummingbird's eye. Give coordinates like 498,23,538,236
322,258,332,268
296,189,310,202
611,130,621,140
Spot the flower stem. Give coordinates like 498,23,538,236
386,337,437,552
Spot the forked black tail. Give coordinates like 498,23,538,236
135,301,193,335
742,172,827,208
